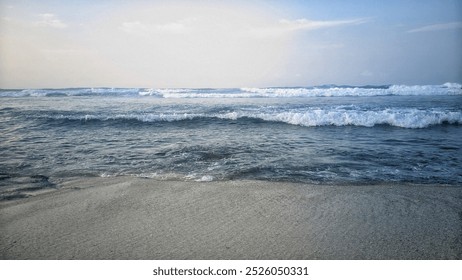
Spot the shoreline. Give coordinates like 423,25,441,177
1,176,461,259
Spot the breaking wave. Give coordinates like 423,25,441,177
43,107,462,129
239,83,462,97
1,83,461,98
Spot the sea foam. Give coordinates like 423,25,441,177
1,83,460,98
43,107,462,128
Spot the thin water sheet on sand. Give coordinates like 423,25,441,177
0,177,461,259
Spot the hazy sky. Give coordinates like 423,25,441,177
0,0,461,88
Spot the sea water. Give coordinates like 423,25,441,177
1,84,461,198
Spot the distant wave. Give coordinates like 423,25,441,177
239,83,462,97
0,88,142,97
43,107,462,129
1,83,461,98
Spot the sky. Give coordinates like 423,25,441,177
0,0,461,88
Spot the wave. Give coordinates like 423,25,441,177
242,109,462,128
240,83,462,97
43,108,462,129
50,112,205,122
0,88,143,97
142,83,462,98
1,83,461,98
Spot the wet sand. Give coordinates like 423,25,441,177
1,177,461,259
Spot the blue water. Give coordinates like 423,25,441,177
1,84,461,198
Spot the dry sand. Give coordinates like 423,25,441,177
1,177,461,259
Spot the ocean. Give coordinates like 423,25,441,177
1,84,461,199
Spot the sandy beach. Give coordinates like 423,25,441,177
1,177,461,259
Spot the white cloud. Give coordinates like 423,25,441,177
278,18,368,31
120,18,195,36
155,20,190,33
249,17,368,37
35,13,67,29
120,21,149,36
407,22,462,33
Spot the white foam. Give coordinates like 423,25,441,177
100,172,118,178
119,113,204,122
0,88,143,97
45,106,462,129
241,84,462,97
195,175,215,182
131,172,186,181
215,108,462,128
2,83,461,98
443,82,461,89
51,113,205,122
138,84,462,98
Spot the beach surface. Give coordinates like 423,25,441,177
1,177,461,259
